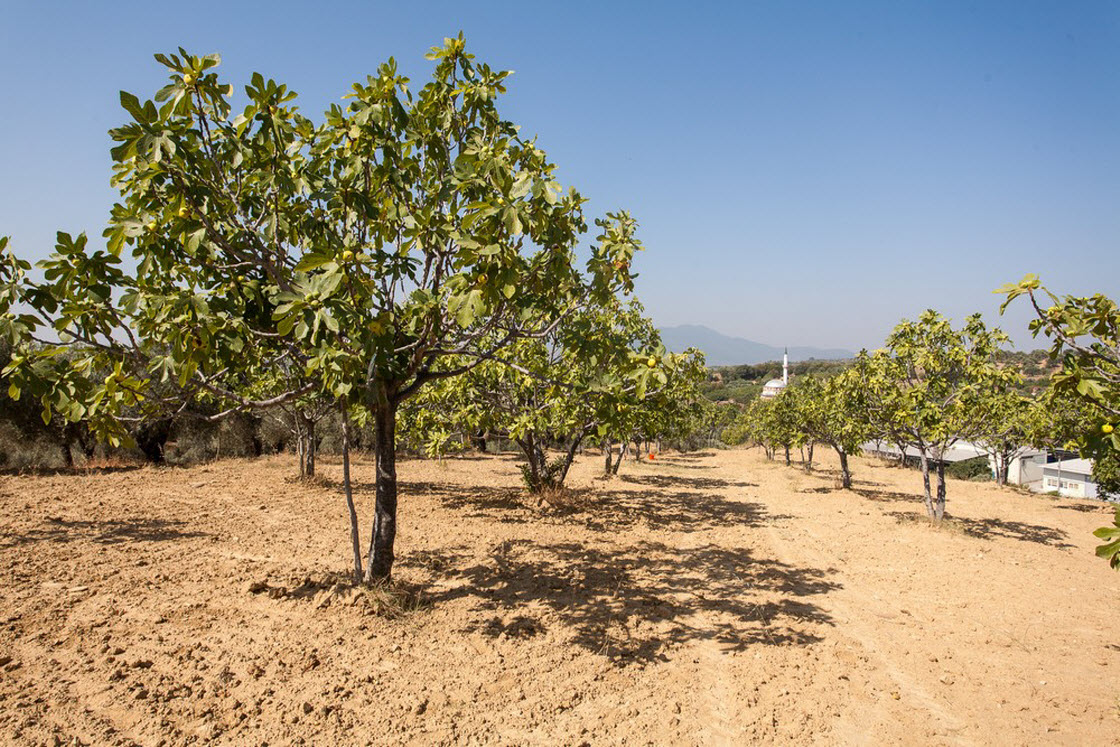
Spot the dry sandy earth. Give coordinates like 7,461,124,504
1,448,1118,745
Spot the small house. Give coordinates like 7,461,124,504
1039,458,1098,499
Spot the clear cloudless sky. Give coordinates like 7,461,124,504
1,1,1117,352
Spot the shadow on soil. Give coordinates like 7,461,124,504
1,517,211,548
887,510,1073,548
949,516,1073,548
0,464,145,477
410,539,838,664
618,474,757,491
414,472,782,533
852,488,918,504
386,464,832,665
1051,501,1116,515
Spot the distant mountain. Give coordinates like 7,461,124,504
658,324,854,367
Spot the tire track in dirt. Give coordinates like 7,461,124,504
694,634,738,746
763,519,970,744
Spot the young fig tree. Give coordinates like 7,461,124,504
0,39,638,583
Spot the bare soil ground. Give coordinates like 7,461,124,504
1,448,1117,745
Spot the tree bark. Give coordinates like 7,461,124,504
365,397,398,583
516,433,546,492
556,431,585,485
612,444,625,475
919,450,936,518
295,414,307,479
340,398,363,583
837,447,851,489
934,460,947,520
305,418,316,478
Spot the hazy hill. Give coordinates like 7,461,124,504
659,324,853,366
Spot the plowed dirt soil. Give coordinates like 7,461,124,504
1,448,1117,745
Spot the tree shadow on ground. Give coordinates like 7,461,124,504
648,451,717,463
364,473,787,534
852,488,919,505
585,484,784,533
0,464,146,477
1051,501,1116,515
886,510,1073,548
405,481,531,524
417,539,838,664
0,517,211,548
950,515,1073,548
618,474,756,490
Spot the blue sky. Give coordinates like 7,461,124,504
1,1,1117,352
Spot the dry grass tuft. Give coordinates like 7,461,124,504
358,580,427,619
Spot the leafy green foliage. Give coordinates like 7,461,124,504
793,368,870,487
1092,508,1120,570
860,311,1016,519
399,297,706,492
0,39,641,582
1000,276,1120,568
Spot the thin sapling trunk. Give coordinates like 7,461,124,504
340,398,363,583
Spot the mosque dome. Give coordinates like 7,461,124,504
760,348,790,400
760,378,787,399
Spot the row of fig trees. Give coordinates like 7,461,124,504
724,310,1056,519
0,39,701,584
397,297,706,493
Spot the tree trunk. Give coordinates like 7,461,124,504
996,453,1008,486
918,450,936,518
784,445,791,466
365,398,398,583
837,447,851,489
804,442,815,472
603,440,613,477
305,418,316,478
340,398,363,583
295,414,307,479
556,432,585,485
934,460,947,520
612,444,625,475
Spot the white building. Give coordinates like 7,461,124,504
862,440,989,464
1039,458,1099,499
760,349,789,400
991,450,1049,489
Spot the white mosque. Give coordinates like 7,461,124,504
760,349,789,400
